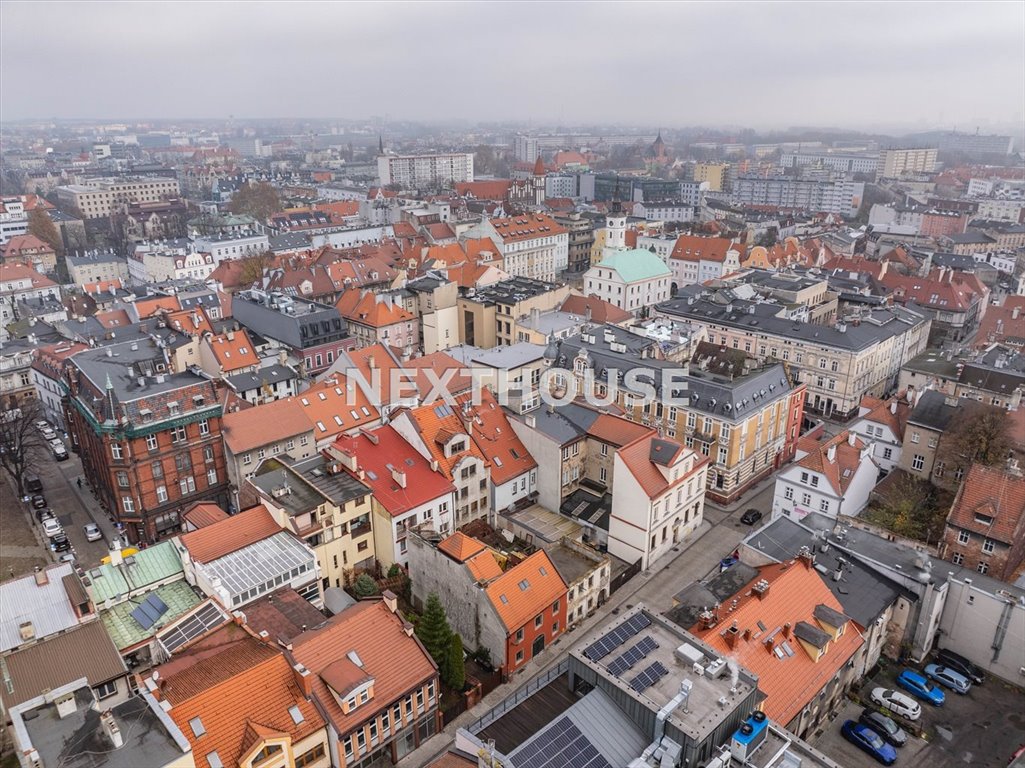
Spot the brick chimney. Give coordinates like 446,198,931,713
723,621,740,649
292,663,313,696
782,622,792,639
797,546,814,570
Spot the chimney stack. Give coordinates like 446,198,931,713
109,539,124,567
782,622,792,639
100,711,124,749
827,444,837,463
797,546,814,570
382,590,398,614
292,663,313,697
847,431,857,447
752,579,770,600
33,566,48,587
890,401,898,415
723,621,739,649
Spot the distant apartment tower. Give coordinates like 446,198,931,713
377,152,474,188
779,152,878,176
913,131,1015,157
55,177,181,219
732,175,864,216
878,148,939,178
692,163,728,192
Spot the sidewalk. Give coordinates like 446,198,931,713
396,519,720,767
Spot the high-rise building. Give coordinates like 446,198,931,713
878,148,939,178
376,152,474,188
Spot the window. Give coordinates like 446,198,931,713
910,431,920,444
156,485,168,503
242,453,251,465
784,486,794,501
94,680,117,700
175,453,192,472
207,468,217,486
801,493,811,507
295,744,326,768
819,499,830,513
252,745,282,764
122,496,134,513
171,425,187,443
958,530,970,545
111,443,122,460
515,650,524,663
911,454,925,471
179,476,196,495
535,614,543,628
203,445,214,463
515,628,524,643
552,600,560,613
977,562,989,574
189,716,206,738
146,434,158,451
116,471,129,488
600,443,608,457
982,538,995,554
883,447,893,460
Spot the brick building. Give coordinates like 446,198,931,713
64,339,229,543
940,464,1025,581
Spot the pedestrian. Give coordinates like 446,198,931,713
76,477,82,489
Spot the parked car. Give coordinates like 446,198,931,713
740,508,763,525
841,720,897,766
30,494,47,509
51,441,69,461
936,647,985,685
925,663,972,694
42,518,63,538
25,474,43,493
50,533,71,553
869,687,922,721
859,708,908,747
34,420,50,432
35,507,53,523
83,523,103,542
897,669,945,706
41,427,56,441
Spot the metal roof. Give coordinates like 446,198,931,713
88,540,185,604
197,532,316,604
0,564,80,653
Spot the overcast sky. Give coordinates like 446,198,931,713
2,1,1022,132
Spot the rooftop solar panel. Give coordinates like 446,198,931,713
628,661,670,693
512,717,612,768
583,613,651,661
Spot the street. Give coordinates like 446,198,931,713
1,443,121,578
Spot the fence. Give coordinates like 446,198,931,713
610,558,642,595
465,659,569,735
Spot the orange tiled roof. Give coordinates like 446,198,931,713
3,233,54,255
133,295,180,319
617,434,708,499
464,389,537,484
465,549,504,582
948,464,1025,545
401,399,487,480
182,502,230,529
336,343,406,404
560,294,633,325
165,307,214,337
0,263,57,286
296,376,381,443
857,395,911,438
438,531,486,562
207,328,259,372
975,295,1025,348
484,550,566,633
795,431,869,496
179,504,280,563
158,625,324,768
690,560,863,725
95,309,131,328
586,413,654,447
83,279,123,293
489,214,567,244
405,352,474,400
336,288,415,328
222,398,314,454
455,180,513,200
290,601,437,734
670,235,736,263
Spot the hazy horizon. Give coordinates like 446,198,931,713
2,1,1023,133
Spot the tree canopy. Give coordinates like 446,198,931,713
0,400,49,497
937,401,1012,479
416,593,453,673
228,181,281,222
27,208,63,254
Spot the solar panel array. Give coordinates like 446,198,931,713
583,613,651,661
628,661,670,693
513,717,612,768
130,593,169,630
606,636,659,677
157,602,228,654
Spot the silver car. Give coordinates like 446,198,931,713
925,663,971,694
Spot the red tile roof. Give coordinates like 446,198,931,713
586,413,655,447
560,294,633,325
794,431,870,496
165,307,214,337
438,532,486,562
179,504,280,563
182,501,230,529
157,624,324,768
405,352,474,400
489,214,567,244
463,389,537,484
690,560,863,724
947,464,1025,545
881,267,988,312
617,434,708,499
670,235,736,263
857,395,911,438
0,263,57,286
206,328,259,372
484,550,566,633
222,397,314,454
290,601,437,734
296,376,381,443
975,295,1025,348
398,400,488,480
133,295,180,319
331,426,455,516
336,289,415,328
455,180,513,200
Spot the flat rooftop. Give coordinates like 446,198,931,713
571,606,758,744
501,503,583,544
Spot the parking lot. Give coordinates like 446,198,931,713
812,662,1025,767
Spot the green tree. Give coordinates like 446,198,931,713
445,632,465,691
937,401,1011,479
27,208,63,255
238,250,274,287
228,181,281,223
387,563,403,578
353,573,379,598
416,593,452,672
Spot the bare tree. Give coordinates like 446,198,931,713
0,400,48,497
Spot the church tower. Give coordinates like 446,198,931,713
605,199,627,251
532,155,546,206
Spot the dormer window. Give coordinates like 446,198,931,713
168,401,180,415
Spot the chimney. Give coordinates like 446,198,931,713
743,627,752,641
782,622,792,639
33,566,48,586
368,353,376,369
890,401,897,415
257,629,272,645
390,466,407,489
847,431,857,447
723,621,739,649
292,663,313,697
827,444,837,463
698,608,717,630
1013,306,1021,321
752,579,770,599
109,539,124,567
55,693,78,720
382,590,398,614
226,329,234,341
430,458,440,472
797,546,814,570
100,711,124,749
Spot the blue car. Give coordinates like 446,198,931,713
897,668,945,706
841,720,898,765
925,663,971,694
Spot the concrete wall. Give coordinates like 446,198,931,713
938,575,1025,685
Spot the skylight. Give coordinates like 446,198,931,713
288,705,304,725
190,716,206,737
